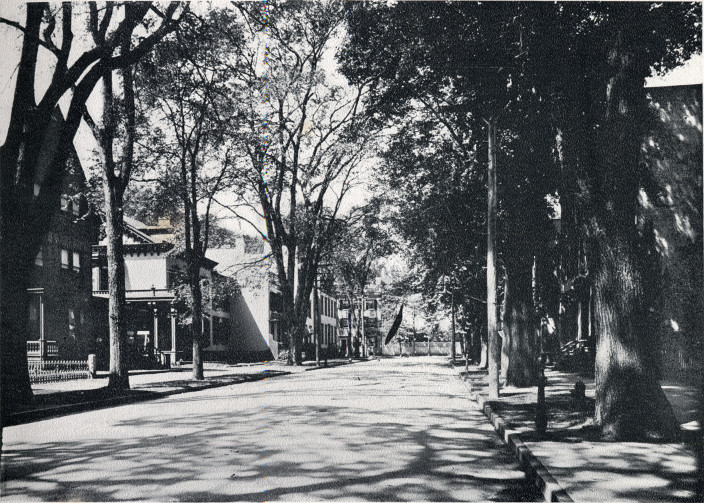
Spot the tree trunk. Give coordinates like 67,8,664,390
592,236,679,440
291,316,305,365
479,331,488,368
500,268,510,383
487,118,500,398
0,6,56,415
189,257,204,380
450,293,456,361
592,26,679,440
0,228,34,413
505,260,539,388
105,183,130,391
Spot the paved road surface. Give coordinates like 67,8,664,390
1,357,540,501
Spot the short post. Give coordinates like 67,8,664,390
87,354,97,378
535,353,548,435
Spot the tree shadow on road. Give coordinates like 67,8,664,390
2,388,541,501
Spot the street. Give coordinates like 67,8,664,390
1,357,540,501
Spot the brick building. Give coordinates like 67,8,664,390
27,145,100,361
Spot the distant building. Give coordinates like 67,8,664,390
338,292,381,356
305,289,340,358
209,237,343,361
208,238,278,361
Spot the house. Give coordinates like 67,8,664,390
208,239,278,361
27,146,100,361
91,216,224,368
642,83,702,380
304,289,340,358
338,292,381,357
208,237,343,361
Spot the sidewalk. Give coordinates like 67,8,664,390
7,358,362,427
453,361,699,502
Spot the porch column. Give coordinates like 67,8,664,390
39,294,45,360
153,309,159,351
170,308,177,366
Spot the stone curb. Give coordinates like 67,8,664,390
303,358,367,371
451,363,573,503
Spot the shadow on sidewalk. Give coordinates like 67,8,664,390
6,371,291,427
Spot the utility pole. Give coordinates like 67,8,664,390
487,117,500,399
314,275,320,366
361,295,366,358
346,297,353,362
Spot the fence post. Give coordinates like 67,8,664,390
88,354,97,378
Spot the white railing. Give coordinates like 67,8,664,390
28,360,90,383
26,340,59,359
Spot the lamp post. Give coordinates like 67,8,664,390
361,295,366,358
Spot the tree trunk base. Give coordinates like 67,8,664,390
598,381,681,442
107,374,130,392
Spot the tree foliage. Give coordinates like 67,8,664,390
225,0,377,364
342,1,701,438
0,1,186,410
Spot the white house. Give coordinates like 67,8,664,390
91,216,226,367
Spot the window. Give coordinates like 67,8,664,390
214,317,229,345
60,194,70,212
61,249,69,269
35,248,43,267
72,198,80,217
270,292,283,313
68,308,76,339
72,252,80,272
203,315,211,345
99,265,108,290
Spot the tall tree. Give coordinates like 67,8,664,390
343,1,700,436
342,1,523,395
82,24,138,391
0,1,185,412
330,199,394,356
585,4,699,440
231,1,375,365
134,10,240,380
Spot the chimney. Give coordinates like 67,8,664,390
157,217,171,228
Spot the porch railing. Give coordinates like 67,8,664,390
28,359,90,383
26,340,59,359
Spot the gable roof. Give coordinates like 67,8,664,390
123,216,155,244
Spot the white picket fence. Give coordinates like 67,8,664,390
28,360,90,383
381,341,461,357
